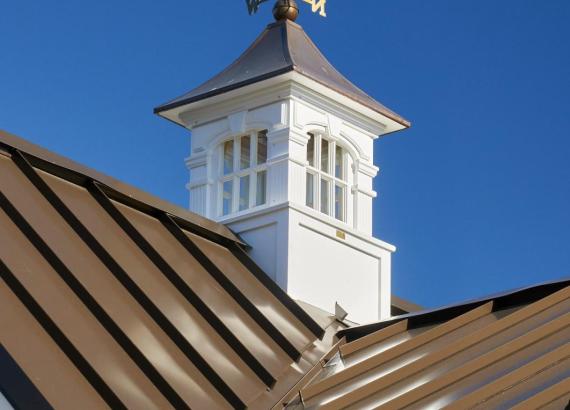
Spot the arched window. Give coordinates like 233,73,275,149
219,131,268,216
305,133,349,222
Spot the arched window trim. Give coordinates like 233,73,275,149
217,130,268,217
305,132,353,223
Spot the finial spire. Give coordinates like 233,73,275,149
272,0,299,22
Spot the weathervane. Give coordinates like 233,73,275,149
246,0,326,20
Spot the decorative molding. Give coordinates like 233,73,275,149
339,131,368,161
186,178,214,189
288,128,311,146
352,185,378,198
176,79,294,128
357,161,380,178
289,79,389,136
327,114,343,139
267,127,292,144
289,202,396,252
184,153,208,169
228,110,248,134
267,153,307,168
298,222,383,261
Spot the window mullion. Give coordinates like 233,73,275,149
218,181,222,216
251,131,257,167
329,175,334,217
234,137,240,213
234,137,240,175
314,172,319,211
231,176,237,213
249,170,256,208
315,135,321,211
328,141,336,177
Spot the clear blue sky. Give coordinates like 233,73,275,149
1,1,569,308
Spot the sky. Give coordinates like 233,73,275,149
1,1,569,309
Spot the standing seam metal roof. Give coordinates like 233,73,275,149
0,130,335,410
280,279,570,409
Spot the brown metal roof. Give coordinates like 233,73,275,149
280,280,570,409
154,20,410,128
0,130,343,409
2,129,568,409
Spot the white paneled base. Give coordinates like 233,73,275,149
226,203,394,324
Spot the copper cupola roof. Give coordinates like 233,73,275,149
154,19,410,128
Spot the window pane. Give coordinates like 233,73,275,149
306,173,314,208
257,131,268,165
335,145,344,180
335,184,345,221
320,178,330,215
307,134,315,167
240,135,251,170
239,175,250,211
321,138,329,173
222,180,233,215
256,171,267,206
223,140,234,175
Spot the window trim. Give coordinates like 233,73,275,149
218,131,268,217
306,133,349,222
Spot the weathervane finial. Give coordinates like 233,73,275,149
272,0,299,21
245,0,326,19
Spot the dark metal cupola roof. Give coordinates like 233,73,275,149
154,19,410,128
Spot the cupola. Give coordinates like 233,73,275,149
154,2,410,323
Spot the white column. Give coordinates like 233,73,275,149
185,153,211,217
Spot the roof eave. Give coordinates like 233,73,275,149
156,72,409,137
153,66,295,116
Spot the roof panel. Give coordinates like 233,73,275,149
0,281,107,410
114,201,268,402
0,130,329,409
0,158,228,408
0,210,171,409
188,231,315,354
281,281,570,409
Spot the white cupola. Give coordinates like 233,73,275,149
154,3,410,323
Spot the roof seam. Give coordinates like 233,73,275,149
9,150,249,408
229,242,326,340
0,260,126,410
381,312,570,409
445,343,570,409
302,302,493,401
317,286,569,408
0,190,189,409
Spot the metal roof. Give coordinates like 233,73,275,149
0,130,341,410
2,130,568,409
281,279,570,409
154,19,410,128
